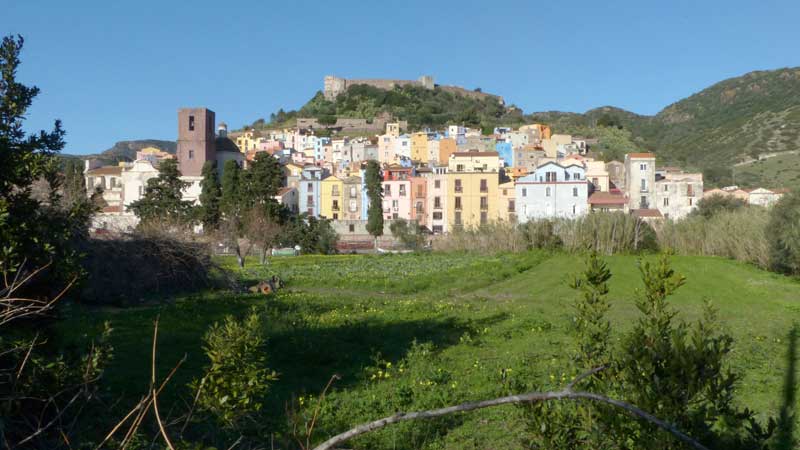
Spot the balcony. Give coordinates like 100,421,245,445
454,186,463,193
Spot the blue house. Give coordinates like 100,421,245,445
496,142,513,167
299,165,324,217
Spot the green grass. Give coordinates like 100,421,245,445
56,252,800,448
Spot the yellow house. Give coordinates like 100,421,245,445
447,151,501,173
498,181,516,223
320,175,344,220
447,171,499,229
410,132,429,163
235,129,259,153
541,134,572,158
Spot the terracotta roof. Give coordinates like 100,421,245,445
633,209,663,218
276,187,295,196
86,166,122,176
772,188,791,194
101,205,122,213
627,152,655,158
588,192,626,205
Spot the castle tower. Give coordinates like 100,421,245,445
418,75,434,89
217,122,228,138
324,75,347,101
177,108,216,177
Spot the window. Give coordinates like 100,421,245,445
454,211,462,225
384,184,391,195
455,197,462,210
399,185,406,196
434,196,442,209
433,211,443,220
307,208,313,215
457,164,465,172
545,171,557,182
565,172,570,181
664,185,669,192
333,213,338,220
480,196,488,210
416,186,424,197
434,180,441,189
188,149,194,159
508,199,515,212
189,115,195,131
572,204,576,214
689,198,693,206
392,200,398,208
480,179,488,193
433,225,443,233
416,202,424,213
393,213,398,219
480,211,488,225
110,177,117,188
350,186,357,198
640,179,647,192
332,186,340,196
663,198,669,206
502,189,507,196
455,179,462,192
640,163,647,170
640,195,648,208
349,224,355,233
522,188,527,197
349,200,357,212
546,187,551,197
687,184,694,197
332,200,339,210
307,182,313,190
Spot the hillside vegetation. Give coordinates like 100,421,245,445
531,68,800,186
258,84,525,133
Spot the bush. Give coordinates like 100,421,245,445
389,219,426,250
767,189,800,275
556,213,658,254
190,307,277,430
691,193,748,219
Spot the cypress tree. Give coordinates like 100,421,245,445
365,160,384,247
198,161,221,230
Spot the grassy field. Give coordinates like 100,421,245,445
56,251,800,448
734,152,800,188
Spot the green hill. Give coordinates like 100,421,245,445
530,68,800,187
255,84,525,133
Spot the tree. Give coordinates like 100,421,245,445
61,159,88,208
691,193,747,219
0,35,89,283
219,160,247,267
198,161,221,231
365,160,384,248
128,158,194,227
766,189,800,275
242,152,283,210
243,204,284,264
389,218,425,250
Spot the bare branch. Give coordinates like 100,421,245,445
151,316,176,450
311,367,710,450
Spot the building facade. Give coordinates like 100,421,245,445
515,162,589,221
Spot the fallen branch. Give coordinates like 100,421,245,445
311,367,709,450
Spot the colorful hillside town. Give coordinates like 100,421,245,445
84,106,789,246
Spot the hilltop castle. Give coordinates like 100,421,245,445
323,75,504,104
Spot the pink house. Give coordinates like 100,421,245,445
382,165,412,220
256,140,284,154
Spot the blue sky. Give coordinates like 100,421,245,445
4,0,800,154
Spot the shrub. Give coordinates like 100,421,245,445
691,193,747,219
389,219,426,250
190,307,277,430
556,213,658,254
766,189,800,275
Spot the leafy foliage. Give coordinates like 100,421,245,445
691,193,748,219
389,218,426,250
190,307,277,430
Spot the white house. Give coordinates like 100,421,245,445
121,159,160,211
515,162,589,221
655,170,703,220
748,188,786,207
